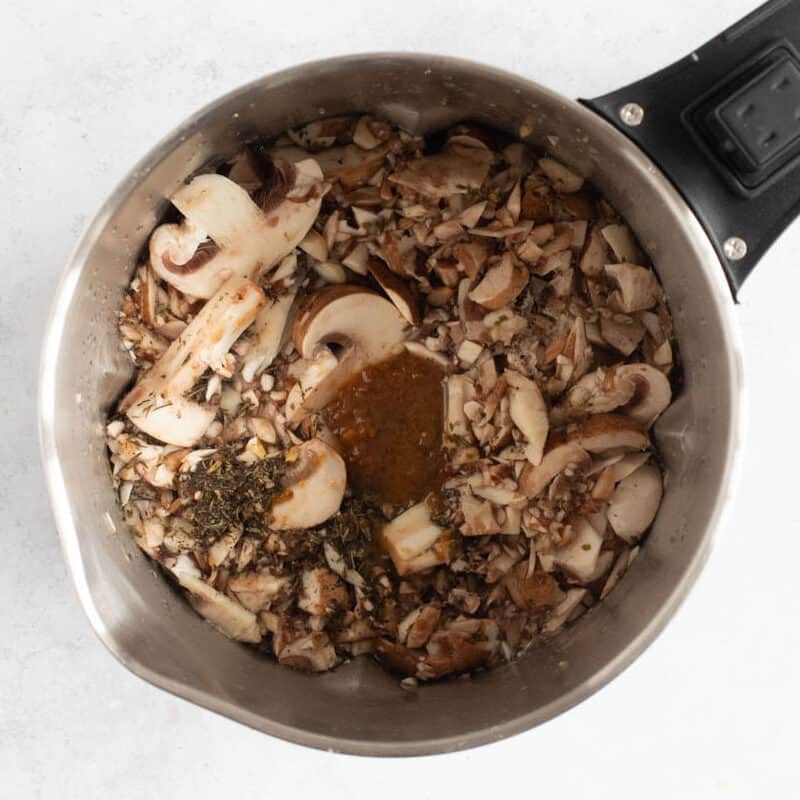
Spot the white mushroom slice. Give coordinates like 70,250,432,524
241,287,297,383
519,440,590,498
601,549,632,599
605,263,661,312
123,276,266,447
389,153,490,198
616,363,672,427
570,414,650,453
382,500,452,576
607,463,663,543
169,566,261,643
228,570,287,612
601,224,640,262
269,439,346,530
552,517,604,582
543,588,587,634
150,162,324,298
297,567,349,615
290,285,408,415
367,258,421,324
538,157,584,193
505,370,548,465
468,253,528,310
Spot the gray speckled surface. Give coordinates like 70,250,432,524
2,1,799,797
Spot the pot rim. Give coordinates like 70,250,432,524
37,52,747,756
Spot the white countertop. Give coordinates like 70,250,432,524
3,1,799,797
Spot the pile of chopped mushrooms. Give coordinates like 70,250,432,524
107,115,675,682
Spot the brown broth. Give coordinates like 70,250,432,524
322,350,446,507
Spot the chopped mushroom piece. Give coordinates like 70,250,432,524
550,517,604,582
569,414,650,453
538,158,584,193
505,369,549,465
389,152,490,198
241,286,297,383
170,560,261,643
382,500,452,576
605,263,661,312
607,463,663,543
468,253,528,310
298,568,350,615
519,440,590,498
123,276,266,447
150,162,324,298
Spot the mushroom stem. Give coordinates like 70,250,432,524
123,275,265,446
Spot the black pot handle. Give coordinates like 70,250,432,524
582,0,800,297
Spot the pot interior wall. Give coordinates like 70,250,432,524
45,55,739,754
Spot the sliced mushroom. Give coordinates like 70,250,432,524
169,562,261,643
607,462,663,543
269,439,346,530
123,276,266,447
382,500,452,576
367,257,422,324
616,363,672,427
241,286,297,383
556,363,671,427
290,285,408,416
504,369,548,464
519,440,590,498
468,253,529,310
569,414,650,453
556,366,636,420
605,263,661,313
150,162,324,298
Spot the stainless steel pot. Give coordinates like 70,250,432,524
39,0,800,756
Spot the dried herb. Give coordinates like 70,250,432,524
178,446,285,543
324,496,383,571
